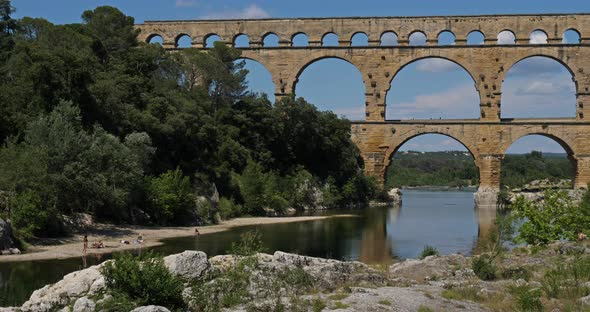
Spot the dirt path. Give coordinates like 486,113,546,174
0,215,357,263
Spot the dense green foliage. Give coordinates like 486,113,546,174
472,254,497,281
101,252,185,311
385,150,572,189
501,151,573,188
0,2,376,240
510,190,590,245
385,151,478,189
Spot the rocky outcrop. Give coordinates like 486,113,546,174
506,189,585,205
388,188,402,205
389,254,472,283
72,297,95,312
20,264,105,312
0,218,16,253
16,246,590,311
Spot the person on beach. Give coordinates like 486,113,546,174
135,234,144,244
83,235,88,254
194,227,200,236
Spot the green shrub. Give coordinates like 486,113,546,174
508,285,543,312
10,190,48,240
228,229,267,256
472,254,496,281
101,251,185,310
95,291,138,312
511,190,590,245
420,245,439,259
147,168,195,225
218,197,242,219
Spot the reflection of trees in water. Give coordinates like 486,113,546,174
359,205,400,265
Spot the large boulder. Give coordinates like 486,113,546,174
0,217,15,251
20,264,105,312
72,297,95,312
163,250,211,280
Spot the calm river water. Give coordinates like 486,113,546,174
0,190,481,307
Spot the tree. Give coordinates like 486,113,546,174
511,190,589,245
82,6,138,59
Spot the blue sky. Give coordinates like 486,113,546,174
12,0,590,154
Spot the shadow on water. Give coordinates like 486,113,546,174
1,189,492,307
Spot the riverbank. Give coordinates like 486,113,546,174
8,241,590,311
0,215,357,263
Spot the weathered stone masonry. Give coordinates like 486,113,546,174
135,14,590,193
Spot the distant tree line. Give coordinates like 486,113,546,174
385,150,572,189
0,2,381,240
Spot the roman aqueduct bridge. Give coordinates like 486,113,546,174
135,14,590,192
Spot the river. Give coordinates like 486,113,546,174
0,189,482,307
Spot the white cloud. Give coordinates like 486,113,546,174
501,74,576,118
415,58,459,73
201,4,270,19
515,80,573,95
175,0,197,8
497,31,515,44
530,31,548,44
391,84,479,119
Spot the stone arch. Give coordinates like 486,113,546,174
175,34,192,48
386,56,480,120
292,32,309,47
497,30,516,44
380,31,398,46
351,32,369,46
500,133,578,189
293,56,365,119
233,34,250,48
263,32,280,47
204,33,222,48
438,30,455,45
322,32,339,46
500,55,577,118
383,132,481,181
467,30,485,45
563,28,581,44
146,34,163,44
408,31,427,46
530,29,548,44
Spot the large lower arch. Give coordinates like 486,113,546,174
294,57,365,120
501,55,577,119
501,134,576,189
386,57,480,120
384,133,480,189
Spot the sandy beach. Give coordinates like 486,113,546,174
0,215,357,263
